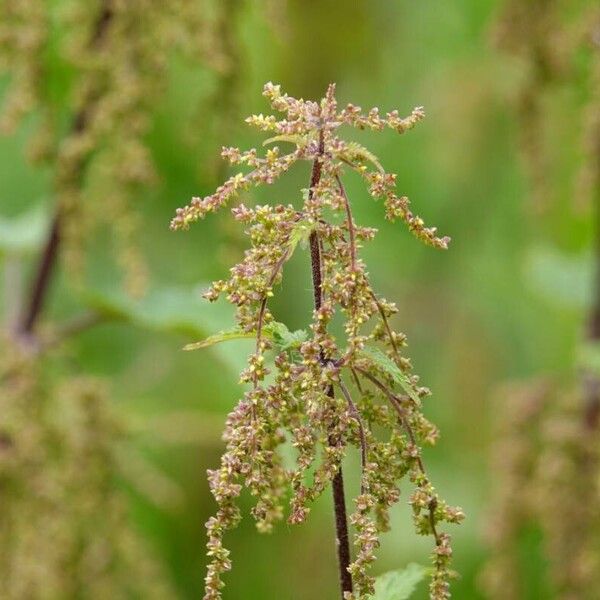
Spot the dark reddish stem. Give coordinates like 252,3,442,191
17,2,113,339
331,465,353,596
311,229,353,597
308,130,353,598
584,149,600,430
18,214,61,336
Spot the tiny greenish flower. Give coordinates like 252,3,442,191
173,82,463,600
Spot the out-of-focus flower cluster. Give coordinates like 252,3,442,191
482,380,600,599
483,5,600,598
480,380,550,599
493,0,600,212
0,0,243,295
173,83,462,599
0,344,174,599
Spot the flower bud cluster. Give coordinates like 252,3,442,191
173,83,461,599
0,347,174,598
340,104,425,133
171,153,300,229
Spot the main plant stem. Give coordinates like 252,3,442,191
308,130,353,598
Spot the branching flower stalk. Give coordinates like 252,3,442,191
172,83,464,599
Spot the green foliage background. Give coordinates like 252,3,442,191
0,1,591,598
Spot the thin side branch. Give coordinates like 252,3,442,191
337,379,368,494
370,291,400,356
255,247,292,356
354,366,441,544
336,174,357,272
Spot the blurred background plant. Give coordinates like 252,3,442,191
0,0,598,599
481,2,600,599
0,0,252,597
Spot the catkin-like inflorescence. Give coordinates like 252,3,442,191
493,0,600,212
481,379,600,600
0,345,175,599
480,380,551,600
173,83,463,600
0,0,243,296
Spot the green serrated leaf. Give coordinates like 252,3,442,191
263,134,307,147
360,346,421,405
288,219,313,253
267,321,308,351
0,203,51,256
338,141,385,173
373,563,427,600
182,321,307,353
183,327,256,351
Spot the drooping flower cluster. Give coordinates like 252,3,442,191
480,380,551,599
173,83,463,599
0,0,245,295
481,378,600,600
482,5,600,599
493,0,600,212
0,345,175,599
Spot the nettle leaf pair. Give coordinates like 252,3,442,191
172,83,463,600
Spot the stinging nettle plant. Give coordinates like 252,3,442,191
172,83,464,600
